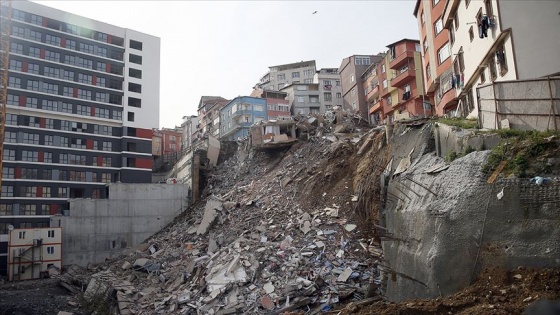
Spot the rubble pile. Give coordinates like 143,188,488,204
84,127,388,314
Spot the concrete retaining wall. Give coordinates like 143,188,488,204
433,123,501,158
478,77,560,131
381,126,560,302
51,183,189,267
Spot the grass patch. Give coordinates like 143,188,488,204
436,117,479,129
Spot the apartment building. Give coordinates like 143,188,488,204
219,97,267,141
196,96,227,139
7,227,62,281
339,54,384,120
280,83,321,115
256,60,316,91
152,128,183,156
180,115,198,151
313,68,343,112
261,90,291,120
0,0,160,276
442,0,560,117
414,0,455,116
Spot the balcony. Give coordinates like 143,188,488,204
391,69,416,87
389,50,415,70
367,84,380,102
232,110,252,118
369,99,383,114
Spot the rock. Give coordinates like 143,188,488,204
263,282,275,294
121,261,132,270
261,295,275,310
344,224,357,232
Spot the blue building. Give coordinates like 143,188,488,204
220,97,267,140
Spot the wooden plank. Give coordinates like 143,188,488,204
487,161,507,184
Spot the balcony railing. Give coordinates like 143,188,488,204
389,50,415,70
391,69,416,87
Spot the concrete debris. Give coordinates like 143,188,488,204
70,122,387,315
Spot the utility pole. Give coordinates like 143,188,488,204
0,0,13,198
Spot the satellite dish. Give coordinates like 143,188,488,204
8,225,14,231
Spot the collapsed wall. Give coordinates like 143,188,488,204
381,124,560,302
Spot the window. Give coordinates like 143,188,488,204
127,112,135,122
47,247,55,255
277,73,285,80
96,47,107,57
128,97,141,107
3,149,16,161
130,39,143,50
22,133,40,144
44,152,53,163
30,30,42,42
12,9,25,21
58,187,68,197
18,231,26,239
21,186,38,197
450,26,455,45
102,157,112,167
324,92,332,102
336,92,342,98
489,59,497,81
480,68,486,84
5,131,17,143
96,92,108,103
426,63,431,79
292,72,300,79
421,12,425,25
45,51,60,62
60,136,69,147
71,122,88,132
28,63,40,74
355,56,370,65
42,82,59,94
79,43,95,54
22,150,39,162
97,62,106,72
11,26,25,37
437,42,451,64
9,76,21,88
9,60,22,71
95,108,110,119
496,45,508,76
43,169,52,180
129,54,142,64
129,68,142,79
303,69,314,77
97,32,108,43
23,116,40,127
28,80,41,91
10,42,23,54
0,205,13,216
66,39,77,50
76,105,91,116
113,110,122,121
433,0,440,6
26,97,38,108
485,0,494,17
77,89,92,100
78,73,92,84
6,113,17,125
351,88,356,96
454,12,460,30
434,18,443,35
97,77,106,87
466,0,471,7
30,14,43,26
128,82,142,93
6,94,18,106
44,135,54,146
41,204,51,214
63,86,73,97
382,79,388,89
386,96,392,106
381,65,386,73
43,99,58,111
351,74,355,82
296,96,305,103
2,167,15,179
46,119,54,129
2,186,14,197
469,26,474,42
46,34,61,46
60,102,73,113
101,173,111,183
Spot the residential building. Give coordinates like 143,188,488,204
339,54,384,120
1,0,160,276
196,96,227,139
252,89,291,120
442,0,560,117
362,59,383,125
219,97,267,141
7,227,62,281
180,115,198,151
386,39,428,121
377,53,400,124
280,83,321,115
207,99,229,138
314,68,343,112
256,60,316,91
152,128,183,156
414,0,455,116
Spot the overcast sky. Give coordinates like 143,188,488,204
35,1,419,128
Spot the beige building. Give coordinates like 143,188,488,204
8,227,62,281
280,83,321,115
314,68,343,112
257,60,316,91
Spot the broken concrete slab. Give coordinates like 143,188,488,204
197,196,224,235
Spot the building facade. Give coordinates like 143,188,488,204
414,0,455,116
196,96,227,140
219,96,267,141
280,83,321,115
314,68,343,112
257,60,316,91
260,90,291,120
442,0,560,117
339,54,384,120
152,128,182,156
180,115,198,151
0,0,160,276
7,227,62,281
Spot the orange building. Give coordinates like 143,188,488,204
152,128,183,156
414,0,456,116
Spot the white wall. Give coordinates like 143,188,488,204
498,0,560,80
123,29,161,130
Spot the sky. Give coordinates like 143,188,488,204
35,1,420,128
